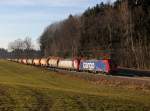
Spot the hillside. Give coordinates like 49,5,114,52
39,0,150,70
0,60,150,111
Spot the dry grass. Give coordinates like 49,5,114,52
0,60,150,111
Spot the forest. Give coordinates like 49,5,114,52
40,0,149,69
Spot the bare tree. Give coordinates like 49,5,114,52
24,37,33,50
8,37,36,58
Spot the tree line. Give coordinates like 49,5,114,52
0,48,9,59
40,0,149,69
0,37,41,59
8,37,42,59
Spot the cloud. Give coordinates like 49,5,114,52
0,0,117,8
0,0,88,6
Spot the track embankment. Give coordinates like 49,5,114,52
50,68,150,90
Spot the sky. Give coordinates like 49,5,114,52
0,0,115,49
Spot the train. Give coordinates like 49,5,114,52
8,57,117,74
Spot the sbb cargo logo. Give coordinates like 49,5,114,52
83,62,95,70
80,60,108,72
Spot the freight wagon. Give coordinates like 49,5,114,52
58,59,74,70
58,59,80,70
27,59,33,65
33,59,41,66
18,59,22,63
48,58,59,68
40,58,48,66
22,59,27,64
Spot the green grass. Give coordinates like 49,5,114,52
0,60,150,111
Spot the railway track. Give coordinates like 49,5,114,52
46,67,150,83
117,67,150,77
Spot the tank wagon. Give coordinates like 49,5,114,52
48,57,59,68
22,59,27,64
27,59,33,65
33,59,41,66
40,58,48,66
57,58,80,71
14,59,18,62
58,59,73,70
18,59,22,63
8,59,11,61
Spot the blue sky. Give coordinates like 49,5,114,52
0,0,114,49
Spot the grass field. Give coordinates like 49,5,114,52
0,60,150,111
